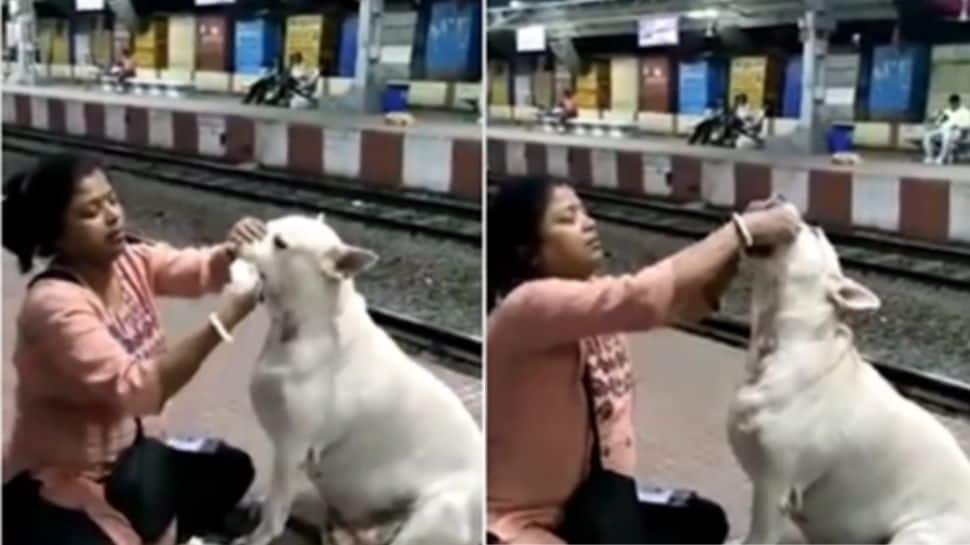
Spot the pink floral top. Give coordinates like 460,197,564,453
486,259,678,544
4,241,232,545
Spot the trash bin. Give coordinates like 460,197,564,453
827,123,854,153
382,85,408,113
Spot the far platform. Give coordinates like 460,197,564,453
488,124,970,182
5,82,480,140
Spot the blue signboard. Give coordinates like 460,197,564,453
338,15,358,77
235,18,280,74
424,0,481,80
868,44,930,121
678,59,725,114
782,56,802,118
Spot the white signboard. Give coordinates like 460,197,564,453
76,0,105,10
638,15,679,47
516,25,546,52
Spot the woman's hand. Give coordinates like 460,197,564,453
226,217,266,254
739,199,801,247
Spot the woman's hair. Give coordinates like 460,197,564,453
486,177,563,311
3,153,104,273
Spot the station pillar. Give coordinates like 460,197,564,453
351,0,384,113
796,8,832,154
9,0,37,85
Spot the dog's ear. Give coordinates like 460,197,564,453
324,245,378,279
828,275,880,313
316,213,326,223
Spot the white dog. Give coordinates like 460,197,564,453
727,205,970,544
232,215,482,545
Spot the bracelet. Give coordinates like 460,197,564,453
208,312,234,344
731,213,754,250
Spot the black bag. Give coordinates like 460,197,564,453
558,371,648,544
104,418,179,543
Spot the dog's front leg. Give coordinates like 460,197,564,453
745,472,791,545
244,445,306,545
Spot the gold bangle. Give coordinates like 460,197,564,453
731,213,754,249
208,312,234,344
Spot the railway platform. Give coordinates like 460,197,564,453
488,127,970,245
1,252,481,545
2,83,482,202
626,327,970,542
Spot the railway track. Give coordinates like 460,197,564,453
577,187,970,292
3,128,480,246
373,307,481,375
679,314,970,416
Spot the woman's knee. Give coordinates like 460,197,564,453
690,496,729,543
219,444,256,492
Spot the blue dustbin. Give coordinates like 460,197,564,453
827,123,855,153
382,85,408,113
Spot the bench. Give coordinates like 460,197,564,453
99,75,194,98
908,127,970,164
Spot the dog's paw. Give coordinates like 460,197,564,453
234,527,278,545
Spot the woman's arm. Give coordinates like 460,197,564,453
489,259,678,353
670,203,800,321
25,283,257,413
489,204,798,353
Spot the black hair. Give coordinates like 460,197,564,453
2,153,104,273
486,177,564,312
949,93,961,104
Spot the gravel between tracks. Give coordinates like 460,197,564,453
2,150,482,338
596,221,970,385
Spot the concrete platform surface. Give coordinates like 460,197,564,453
6,83,480,140
489,125,970,182
628,328,970,541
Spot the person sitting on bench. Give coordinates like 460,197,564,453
109,49,136,86
688,99,727,145
556,88,579,122
280,52,318,105
923,93,970,165
243,62,280,105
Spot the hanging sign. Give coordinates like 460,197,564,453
516,25,545,52
638,14,679,47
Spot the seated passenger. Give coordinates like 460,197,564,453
109,49,136,85
923,93,970,164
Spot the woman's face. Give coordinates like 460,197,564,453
56,169,126,267
537,185,602,279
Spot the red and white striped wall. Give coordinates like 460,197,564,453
2,93,481,201
488,139,970,244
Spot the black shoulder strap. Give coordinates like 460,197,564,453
583,367,604,472
27,267,82,290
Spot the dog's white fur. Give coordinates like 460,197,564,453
233,215,482,545
727,204,970,544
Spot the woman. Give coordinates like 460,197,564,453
486,177,800,544
2,153,267,545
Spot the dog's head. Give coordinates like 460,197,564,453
235,214,378,306
748,204,880,324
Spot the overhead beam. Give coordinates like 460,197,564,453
488,0,897,34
